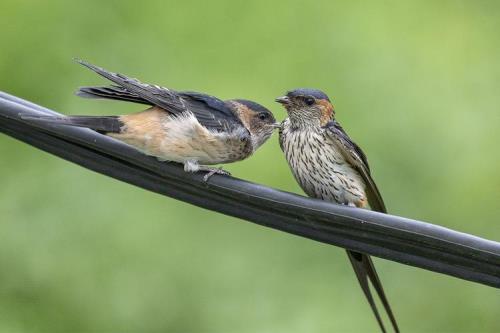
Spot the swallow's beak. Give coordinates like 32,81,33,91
272,122,281,129
275,96,290,105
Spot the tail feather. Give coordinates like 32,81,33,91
347,250,399,333
20,115,123,133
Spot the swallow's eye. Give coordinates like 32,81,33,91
258,112,269,120
305,97,315,106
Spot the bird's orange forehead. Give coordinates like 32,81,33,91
317,98,335,126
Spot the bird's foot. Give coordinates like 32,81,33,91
183,161,231,181
199,166,231,181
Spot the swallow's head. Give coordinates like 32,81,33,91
228,99,279,149
275,88,334,127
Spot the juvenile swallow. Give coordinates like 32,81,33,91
24,60,278,180
276,88,399,332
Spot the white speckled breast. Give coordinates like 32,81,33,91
280,119,366,205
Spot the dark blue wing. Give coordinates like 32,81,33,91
323,120,386,213
75,59,243,132
178,91,243,131
77,85,150,105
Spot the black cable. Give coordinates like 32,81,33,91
1,91,499,288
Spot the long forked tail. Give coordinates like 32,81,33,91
20,115,123,134
347,250,399,333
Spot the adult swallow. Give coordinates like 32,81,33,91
24,60,278,180
276,88,399,332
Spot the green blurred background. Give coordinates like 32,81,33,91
1,1,499,332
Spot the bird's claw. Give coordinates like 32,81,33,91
202,167,231,182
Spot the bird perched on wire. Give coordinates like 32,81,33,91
276,88,399,333
23,59,278,180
